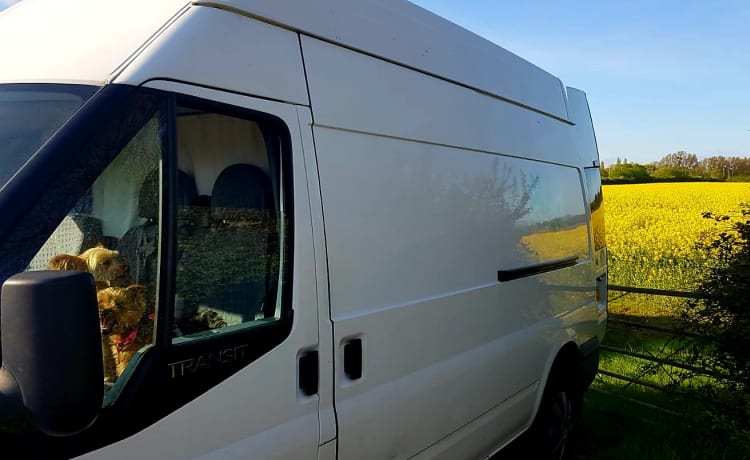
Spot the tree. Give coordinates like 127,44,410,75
695,156,750,180
652,166,689,179
608,162,651,181
657,151,699,177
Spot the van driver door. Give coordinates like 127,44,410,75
74,81,328,459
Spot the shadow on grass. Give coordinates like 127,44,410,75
575,387,684,460
576,381,750,460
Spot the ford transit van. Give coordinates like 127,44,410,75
0,1,607,458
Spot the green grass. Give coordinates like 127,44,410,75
577,381,750,459
574,290,750,459
576,388,687,460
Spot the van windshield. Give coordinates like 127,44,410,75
0,84,98,188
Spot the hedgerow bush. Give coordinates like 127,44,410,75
678,203,750,455
685,203,750,390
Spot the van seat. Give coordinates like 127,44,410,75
205,164,276,326
118,170,199,287
28,191,103,271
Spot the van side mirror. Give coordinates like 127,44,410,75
0,271,103,436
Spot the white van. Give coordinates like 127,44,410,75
0,1,607,458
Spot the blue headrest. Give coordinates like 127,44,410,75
177,170,198,208
138,170,160,220
138,170,198,220
211,164,273,210
73,189,93,214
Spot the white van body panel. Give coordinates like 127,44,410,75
0,0,188,85
566,87,601,168
300,36,576,165
114,7,309,106
315,130,590,316
566,86,608,338
314,127,593,458
78,83,322,460
196,0,569,120
300,28,596,458
411,383,538,459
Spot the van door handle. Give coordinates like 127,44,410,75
298,350,319,396
343,338,363,380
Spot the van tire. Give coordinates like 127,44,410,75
527,367,582,460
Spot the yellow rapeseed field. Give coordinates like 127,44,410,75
604,182,750,290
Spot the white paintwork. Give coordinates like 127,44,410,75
313,129,595,458
297,25,600,459
78,83,323,460
566,87,601,167
0,0,188,85
301,36,576,165
114,7,309,106
318,440,337,460
296,106,338,445
412,383,538,459
565,87,607,336
195,0,568,120
315,129,589,319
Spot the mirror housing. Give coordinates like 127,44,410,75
0,270,103,436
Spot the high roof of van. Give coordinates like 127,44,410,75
193,1,569,120
0,0,189,85
0,0,570,120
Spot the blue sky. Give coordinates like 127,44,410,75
2,1,748,164
410,0,750,165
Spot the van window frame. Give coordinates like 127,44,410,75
157,92,295,394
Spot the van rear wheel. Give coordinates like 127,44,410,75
527,370,582,460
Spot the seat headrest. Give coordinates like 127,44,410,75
73,189,93,214
211,164,273,210
139,170,199,219
138,170,160,220
178,170,198,208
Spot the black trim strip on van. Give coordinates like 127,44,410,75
497,255,579,282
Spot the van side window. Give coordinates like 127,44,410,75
28,115,162,388
172,106,288,341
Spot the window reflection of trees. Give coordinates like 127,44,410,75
464,158,539,223
440,156,540,269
